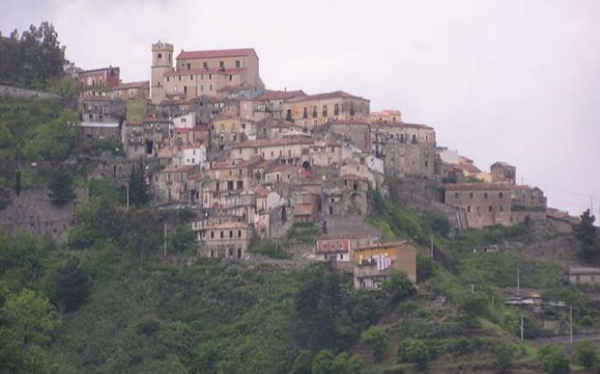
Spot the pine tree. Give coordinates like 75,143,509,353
48,167,75,206
128,157,149,206
574,210,599,261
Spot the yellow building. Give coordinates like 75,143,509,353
370,109,401,123
353,241,417,289
283,91,370,129
151,41,264,104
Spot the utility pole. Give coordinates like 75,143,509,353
520,313,524,341
163,221,167,257
430,234,434,258
569,306,573,346
517,267,520,297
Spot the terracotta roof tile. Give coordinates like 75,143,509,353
177,48,255,60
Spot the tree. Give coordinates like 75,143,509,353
575,340,597,371
494,342,515,373
312,349,336,374
458,292,488,327
574,210,599,261
360,326,388,361
538,344,570,374
0,289,58,374
49,76,78,110
50,258,91,313
381,269,413,304
406,339,430,372
290,350,312,374
0,22,65,88
129,158,149,206
169,225,197,254
48,166,75,206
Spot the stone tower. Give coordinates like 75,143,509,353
151,41,174,104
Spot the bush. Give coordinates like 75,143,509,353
249,240,291,259
406,339,430,372
538,344,570,374
458,292,488,327
48,166,75,205
382,269,413,303
360,326,388,361
494,341,515,373
575,340,598,371
50,258,91,313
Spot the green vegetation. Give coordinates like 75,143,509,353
575,340,598,371
538,343,571,374
48,166,75,205
360,326,389,361
574,210,600,262
405,339,430,372
249,240,292,259
0,22,65,89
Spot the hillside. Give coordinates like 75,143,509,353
1,178,598,374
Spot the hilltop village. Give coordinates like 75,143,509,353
3,27,600,374
52,41,571,288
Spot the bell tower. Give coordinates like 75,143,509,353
151,41,174,104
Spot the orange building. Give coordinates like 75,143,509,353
353,241,417,289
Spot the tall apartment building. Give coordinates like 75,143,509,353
150,41,263,104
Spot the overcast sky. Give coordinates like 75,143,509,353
3,0,599,216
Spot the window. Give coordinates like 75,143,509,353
235,60,241,68
489,206,493,212
499,192,504,198
303,107,308,119
238,230,242,237
334,103,339,115
220,231,224,238
286,109,292,121
211,231,214,238
186,63,191,70
158,53,162,59
209,74,212,80
203,62,208,69
312,106,317,118
412,134,417,144
229,230,233,238
167,76,170,82
467,206,471,212
400,133,405,143
322,105,328,117
229,75,233,81
219,61,224,68
178,76,181,81
455,192,459,198
350,104,355,116
484,192,488,199
190,75,193,80
469,192,473,198
228,248,233,257
184,86,187,94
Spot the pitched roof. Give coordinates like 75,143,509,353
288,90,369,103
113,81,149,90
445,182,512,191
165,68,244,76
318,231,379,241
232,137,314,149
255,89,307,101
371,121,433,130
177,48,256,60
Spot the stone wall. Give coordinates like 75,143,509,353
0,188,88,244
0,84,60,100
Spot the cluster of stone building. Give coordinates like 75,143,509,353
72,41,552,289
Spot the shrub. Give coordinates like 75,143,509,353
382,269,413,303
494,341,515,373
538,344,570,374
360,326,388,361
458,292,488,327
406,339,430,372
575,340,598,371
